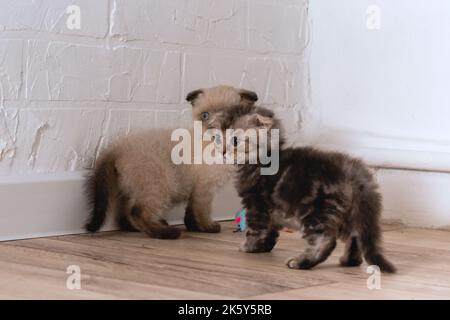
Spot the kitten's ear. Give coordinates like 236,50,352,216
252,113,273,128
239,89,258,104
186,89,204,106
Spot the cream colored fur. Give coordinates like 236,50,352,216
87,85,258,238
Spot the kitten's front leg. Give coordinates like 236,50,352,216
240,208,279,253
240,228,279,253
184,188,220,233
286,228,337,270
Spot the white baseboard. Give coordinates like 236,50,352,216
375,168,450,228
299,129,450,173
0,172,240,241
1,168,449,241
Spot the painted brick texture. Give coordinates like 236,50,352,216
0,0,309,175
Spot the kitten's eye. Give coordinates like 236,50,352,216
201,112,209,121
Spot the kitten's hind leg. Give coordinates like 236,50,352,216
355,190,396,273
359,226,396,273
118,215,139,232
128,205,181,239
286,229,337,270
116,193,139,232
339,236,363,267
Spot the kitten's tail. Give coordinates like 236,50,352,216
84,153,117,233
355,187,397,273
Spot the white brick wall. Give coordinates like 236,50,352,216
0,0,310,175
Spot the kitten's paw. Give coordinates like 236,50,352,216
147,227,182,240
339,256,363,267
197,221,221,233
184,214,221,233
285,255,315,270
239,242,252,252
239,241,268,253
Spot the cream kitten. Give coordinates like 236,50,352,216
84,86,258,239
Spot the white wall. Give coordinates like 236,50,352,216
305,0,450,227
0,0,310,239
304,0,450,172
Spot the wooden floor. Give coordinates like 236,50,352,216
1,221,450,299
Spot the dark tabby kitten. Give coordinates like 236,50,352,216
231,107,396,273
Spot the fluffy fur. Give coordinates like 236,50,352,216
84,86,258,239
229,107,396,273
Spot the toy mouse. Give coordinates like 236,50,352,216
233,208,294,233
